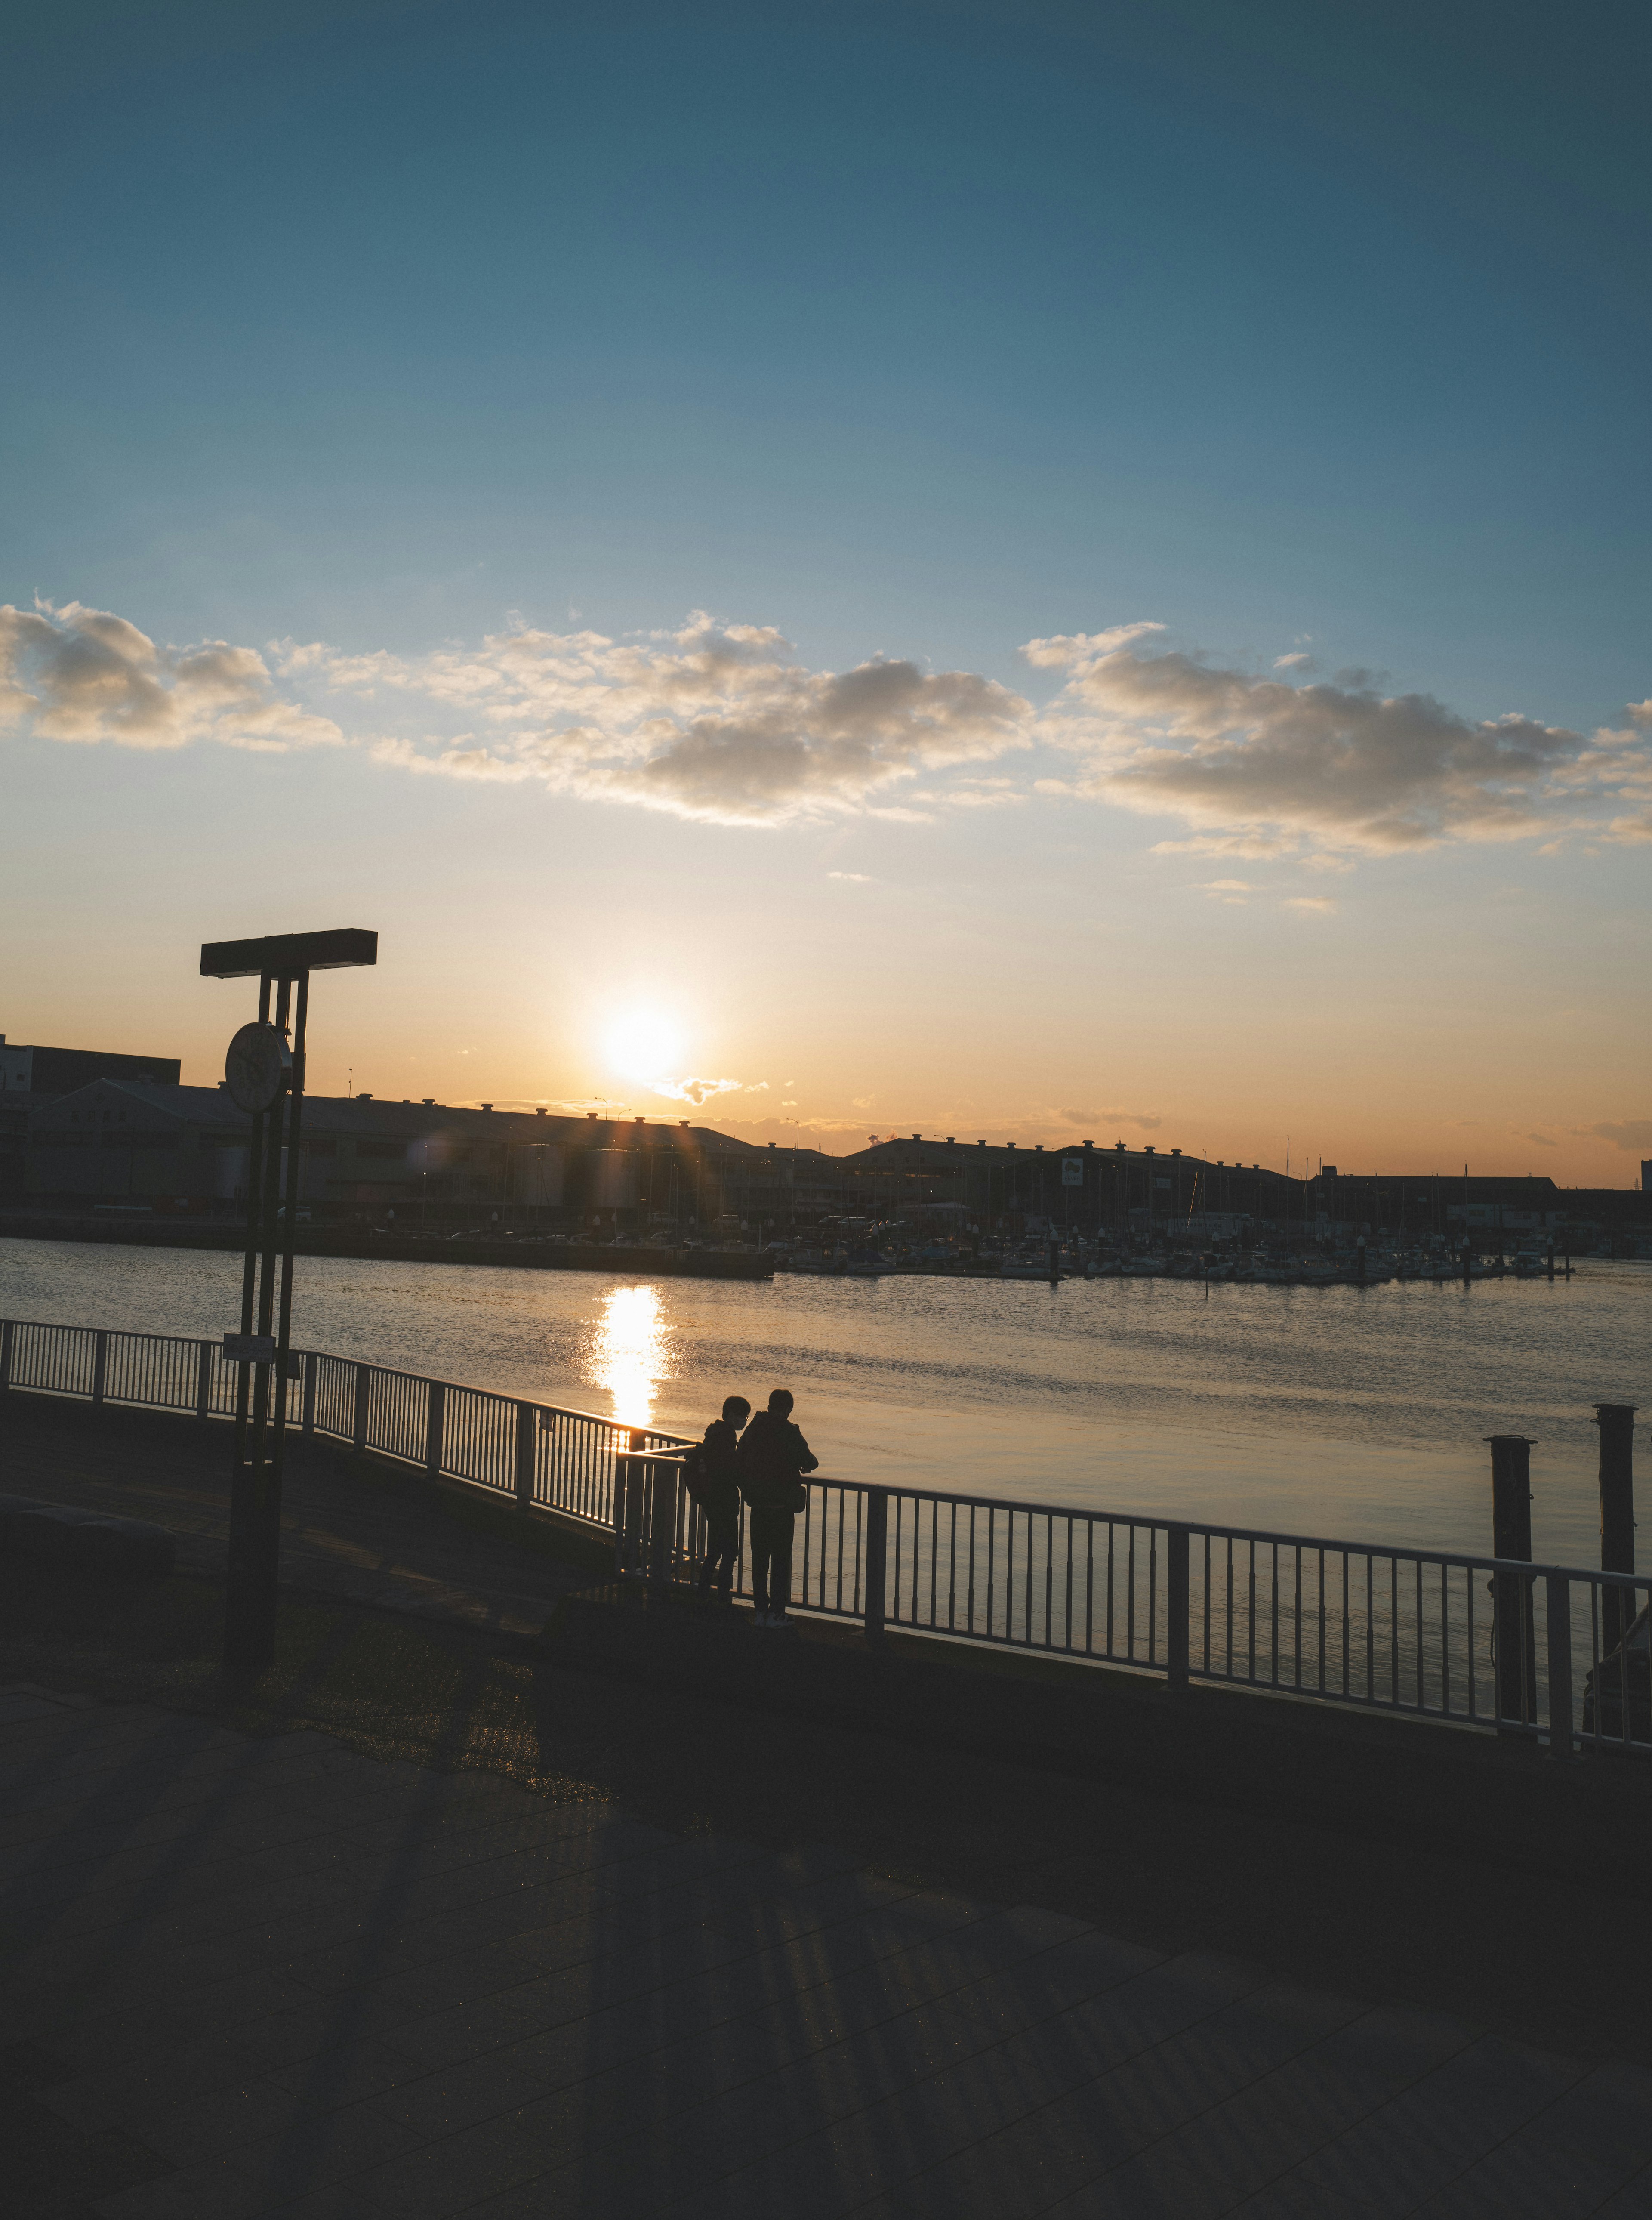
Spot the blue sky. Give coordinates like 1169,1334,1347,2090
4,0,1649,1173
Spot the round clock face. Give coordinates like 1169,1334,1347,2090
225,1022,290,1113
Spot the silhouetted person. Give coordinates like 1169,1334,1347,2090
737,1388,818,1626
689,1394,749,1602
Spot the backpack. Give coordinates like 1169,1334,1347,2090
679,1440,712,1505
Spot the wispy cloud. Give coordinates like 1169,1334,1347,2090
828,870,874,881
1055,1106,1163,1131
1585,1118,1652,1153
647,1075,744,1105
1283,895,1337,914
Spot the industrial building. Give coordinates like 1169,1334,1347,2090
0,1035,180,1093
838,1133,1294,1235
19,1081,819,1232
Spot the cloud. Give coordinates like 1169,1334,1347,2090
828,871,874,881
1066,1108,1166,1130
1284,896,1337,914
647,1075,743,1105
1150,832,1298,858
1524,1132,1558,1148
0,601,342,752
1020,621,1166,669
1027,630,1652,854
1274,652,1318,671
304,611,1032,827
1200,878,1253,892
1586,1120,1652,1154
16,595,1649,855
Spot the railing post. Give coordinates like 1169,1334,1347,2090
515,1401,536,1510
1595,1402,1637,1656
194,1339,214,1419
91,1329,109,1408
1166,1524,1190,1691
614,1450,633,1576
649,1456,679,1596
1487,1435,1538,1732
301,1352,318,1437
425,1380,444,1477
1545,1572,1575,1761
352,1362,370,1454
0,1319,14,1393
863,1487,888,1647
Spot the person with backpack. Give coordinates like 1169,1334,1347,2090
686,1394,749,1602
737,1388,818,1627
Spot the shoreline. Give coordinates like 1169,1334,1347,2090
0,1213,774,1280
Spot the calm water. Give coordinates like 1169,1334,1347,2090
3,1238,1647,1565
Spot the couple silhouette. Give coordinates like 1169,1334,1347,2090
688,1389,818,1626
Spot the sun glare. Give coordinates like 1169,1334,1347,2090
605,1010,683,1084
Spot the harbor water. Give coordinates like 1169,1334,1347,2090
3,1238,1646,1568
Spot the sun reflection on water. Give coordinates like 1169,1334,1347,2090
590,1284,670,1430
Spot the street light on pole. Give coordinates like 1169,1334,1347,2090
202,926,378,1681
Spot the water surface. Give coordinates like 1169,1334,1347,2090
4,1238,1646,1565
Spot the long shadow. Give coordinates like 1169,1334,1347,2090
256,1637,498,2205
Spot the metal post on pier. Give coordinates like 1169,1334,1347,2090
204,926,378,1683
649,1455,679,1597
1544,1572,1575,1761
1165,1525,1190,1691
514,1402,536,1511
1486,1435,1538,1733
1595,1404,1637,1656
863,1487,888,1647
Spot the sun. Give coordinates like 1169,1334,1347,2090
604,1010,684,1084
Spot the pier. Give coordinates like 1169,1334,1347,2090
5,1374,1652,2216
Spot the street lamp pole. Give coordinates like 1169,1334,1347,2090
203,927,377,1681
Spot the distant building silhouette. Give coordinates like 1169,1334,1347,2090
1,1034,180,1094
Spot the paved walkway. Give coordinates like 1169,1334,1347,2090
1,1396,587,1636
5,1683,1651,2220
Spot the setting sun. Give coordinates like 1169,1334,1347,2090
604,1010,684,1084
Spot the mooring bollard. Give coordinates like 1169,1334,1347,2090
1486,1435,1538,1732
1595,1403,1637,1656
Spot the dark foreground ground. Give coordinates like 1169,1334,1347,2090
3,1394,1652,2217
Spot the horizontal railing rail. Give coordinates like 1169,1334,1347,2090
4,1313,1646,1761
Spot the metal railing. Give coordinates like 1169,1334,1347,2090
3,1314,1646,1760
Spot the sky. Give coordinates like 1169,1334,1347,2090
4,0,1649,1181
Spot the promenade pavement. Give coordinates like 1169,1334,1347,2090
6,1680,1652,2220
1,1395,588,1636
